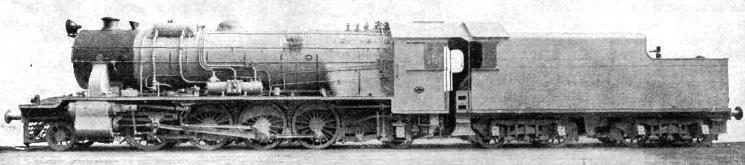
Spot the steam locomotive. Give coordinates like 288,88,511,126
4,17,743,151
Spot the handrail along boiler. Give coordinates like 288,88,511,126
5,17,743,151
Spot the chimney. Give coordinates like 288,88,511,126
101,17,120,30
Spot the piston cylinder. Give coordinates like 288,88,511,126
70,101,115,138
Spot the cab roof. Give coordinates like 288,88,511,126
390,21,509,41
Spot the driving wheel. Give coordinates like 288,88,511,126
292,104,341,149
239,104,287,150
184,105,234,150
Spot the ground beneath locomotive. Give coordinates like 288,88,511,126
1,139,743,165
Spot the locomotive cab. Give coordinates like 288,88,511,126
389,22,508,114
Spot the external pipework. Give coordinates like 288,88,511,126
195,26,239,78
183,24,260,95
173,25,243,84
178,29,208,84
151,29,160,94
251,66,258,81
138,26,147,92
148,29,173,95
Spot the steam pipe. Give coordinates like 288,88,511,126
138,28,148,92
151,30,161,95
251,66,258,81
195,29,238,78
178,30,207,83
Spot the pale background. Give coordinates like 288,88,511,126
1,0,744,145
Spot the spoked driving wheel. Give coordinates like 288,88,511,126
184,105,234,150
127,134,177,151
239,104,287,150
46,122,75,151
469,120,507,149
292,104,341,149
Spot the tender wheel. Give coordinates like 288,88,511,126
126,134,176,151
46,122,75,151
690,135,714,147
382,139,413,149
543,122,578,148
239,104,287,150
292,104,341,149
162,141,180,149
469,134,507,148
184,105,234,150
598,137,615,145
382,120,414,149
74,139,95,148
469,120,507,148
688,124,714,147
604,126,644,147
622,136,648,147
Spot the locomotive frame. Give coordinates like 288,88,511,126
4,17,743,151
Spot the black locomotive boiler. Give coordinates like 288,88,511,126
4,17,743,151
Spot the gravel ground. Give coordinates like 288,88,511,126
1,139,744,165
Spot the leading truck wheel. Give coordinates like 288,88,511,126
292,104,341,149
46,122,75,151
